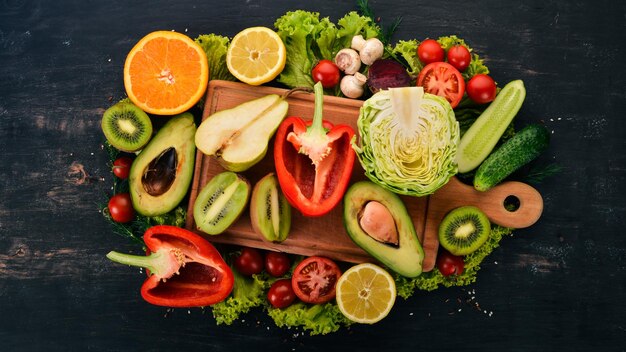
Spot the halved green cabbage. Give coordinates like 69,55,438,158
352,87,459,196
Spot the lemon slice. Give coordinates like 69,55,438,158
335,263,397,324
226,27,286,86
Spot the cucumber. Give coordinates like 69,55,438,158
473,124,550,191
456,80,526,173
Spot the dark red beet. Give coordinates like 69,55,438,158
367,59,411,93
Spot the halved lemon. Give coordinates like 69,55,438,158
226,27,286,86
335,263,397,324
123,31,209,115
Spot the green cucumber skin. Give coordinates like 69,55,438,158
473,124,550,191
456,80,526,173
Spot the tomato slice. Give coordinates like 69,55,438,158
291,256,341,304
417,62,465,108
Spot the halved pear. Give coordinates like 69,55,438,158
195,94,289,172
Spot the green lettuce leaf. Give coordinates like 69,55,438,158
210,259,272,325
390,39,422,77
315,17,339,60
146,206,186,228
394,225,513,298
274,10,324,88
335,11,380,50
268,302,352,335
194,34,236,81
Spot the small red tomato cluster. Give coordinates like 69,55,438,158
107,156,136,223
417,39,497,107
233,247,341,309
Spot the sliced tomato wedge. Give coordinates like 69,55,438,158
417,62,465,108
291,256,341,304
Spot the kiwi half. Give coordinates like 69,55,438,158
438,206,490,256
101,102,153,152
250,173,291,243
193,171,250,235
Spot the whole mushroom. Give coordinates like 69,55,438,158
334,48,361,75
351,35,384,65
340,72,367,99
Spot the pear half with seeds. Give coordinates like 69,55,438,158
195,94,289,172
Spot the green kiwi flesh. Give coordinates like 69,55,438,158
250,173,291,243
102,102,153,152
194,171,250,235
438,206,490,256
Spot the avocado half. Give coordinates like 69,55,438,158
129,113,196,216
343,181,424,277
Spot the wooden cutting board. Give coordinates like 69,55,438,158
185,80,543,272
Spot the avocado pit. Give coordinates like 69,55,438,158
358,201,399,246
142,147,177,196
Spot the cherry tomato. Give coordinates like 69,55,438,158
234,247,264,276
267,279,297,309
417,62,465,108
436,249,465,277
112,156,133,179
312,60,341,88
447,45,471,72
265,252,291,277
417,39,444,65
108,193,135,223
466,74,497,104
291,256,341,304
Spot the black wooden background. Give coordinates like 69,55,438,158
1,0,625,351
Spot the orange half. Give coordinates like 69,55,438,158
124,31,209,115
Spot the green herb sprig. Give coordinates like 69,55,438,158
356,0,402,45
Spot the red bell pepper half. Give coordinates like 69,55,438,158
106,225,234,307
274,82,356,217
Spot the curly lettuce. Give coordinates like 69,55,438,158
353,87,460,196
194,34,236,81
274,10,379,89
390,39,422,77
268,302,352,335
210,257,272,325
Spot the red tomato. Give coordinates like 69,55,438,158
417,62,465,108
312,60,341,88
466,74,497,104
108,193,135,223
447,45,471,72
112,156,133,179
267,279,297,309
291,256,341,304
265,252,291,277
234,248,264,276
417,39,444,65
436,249,465,277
